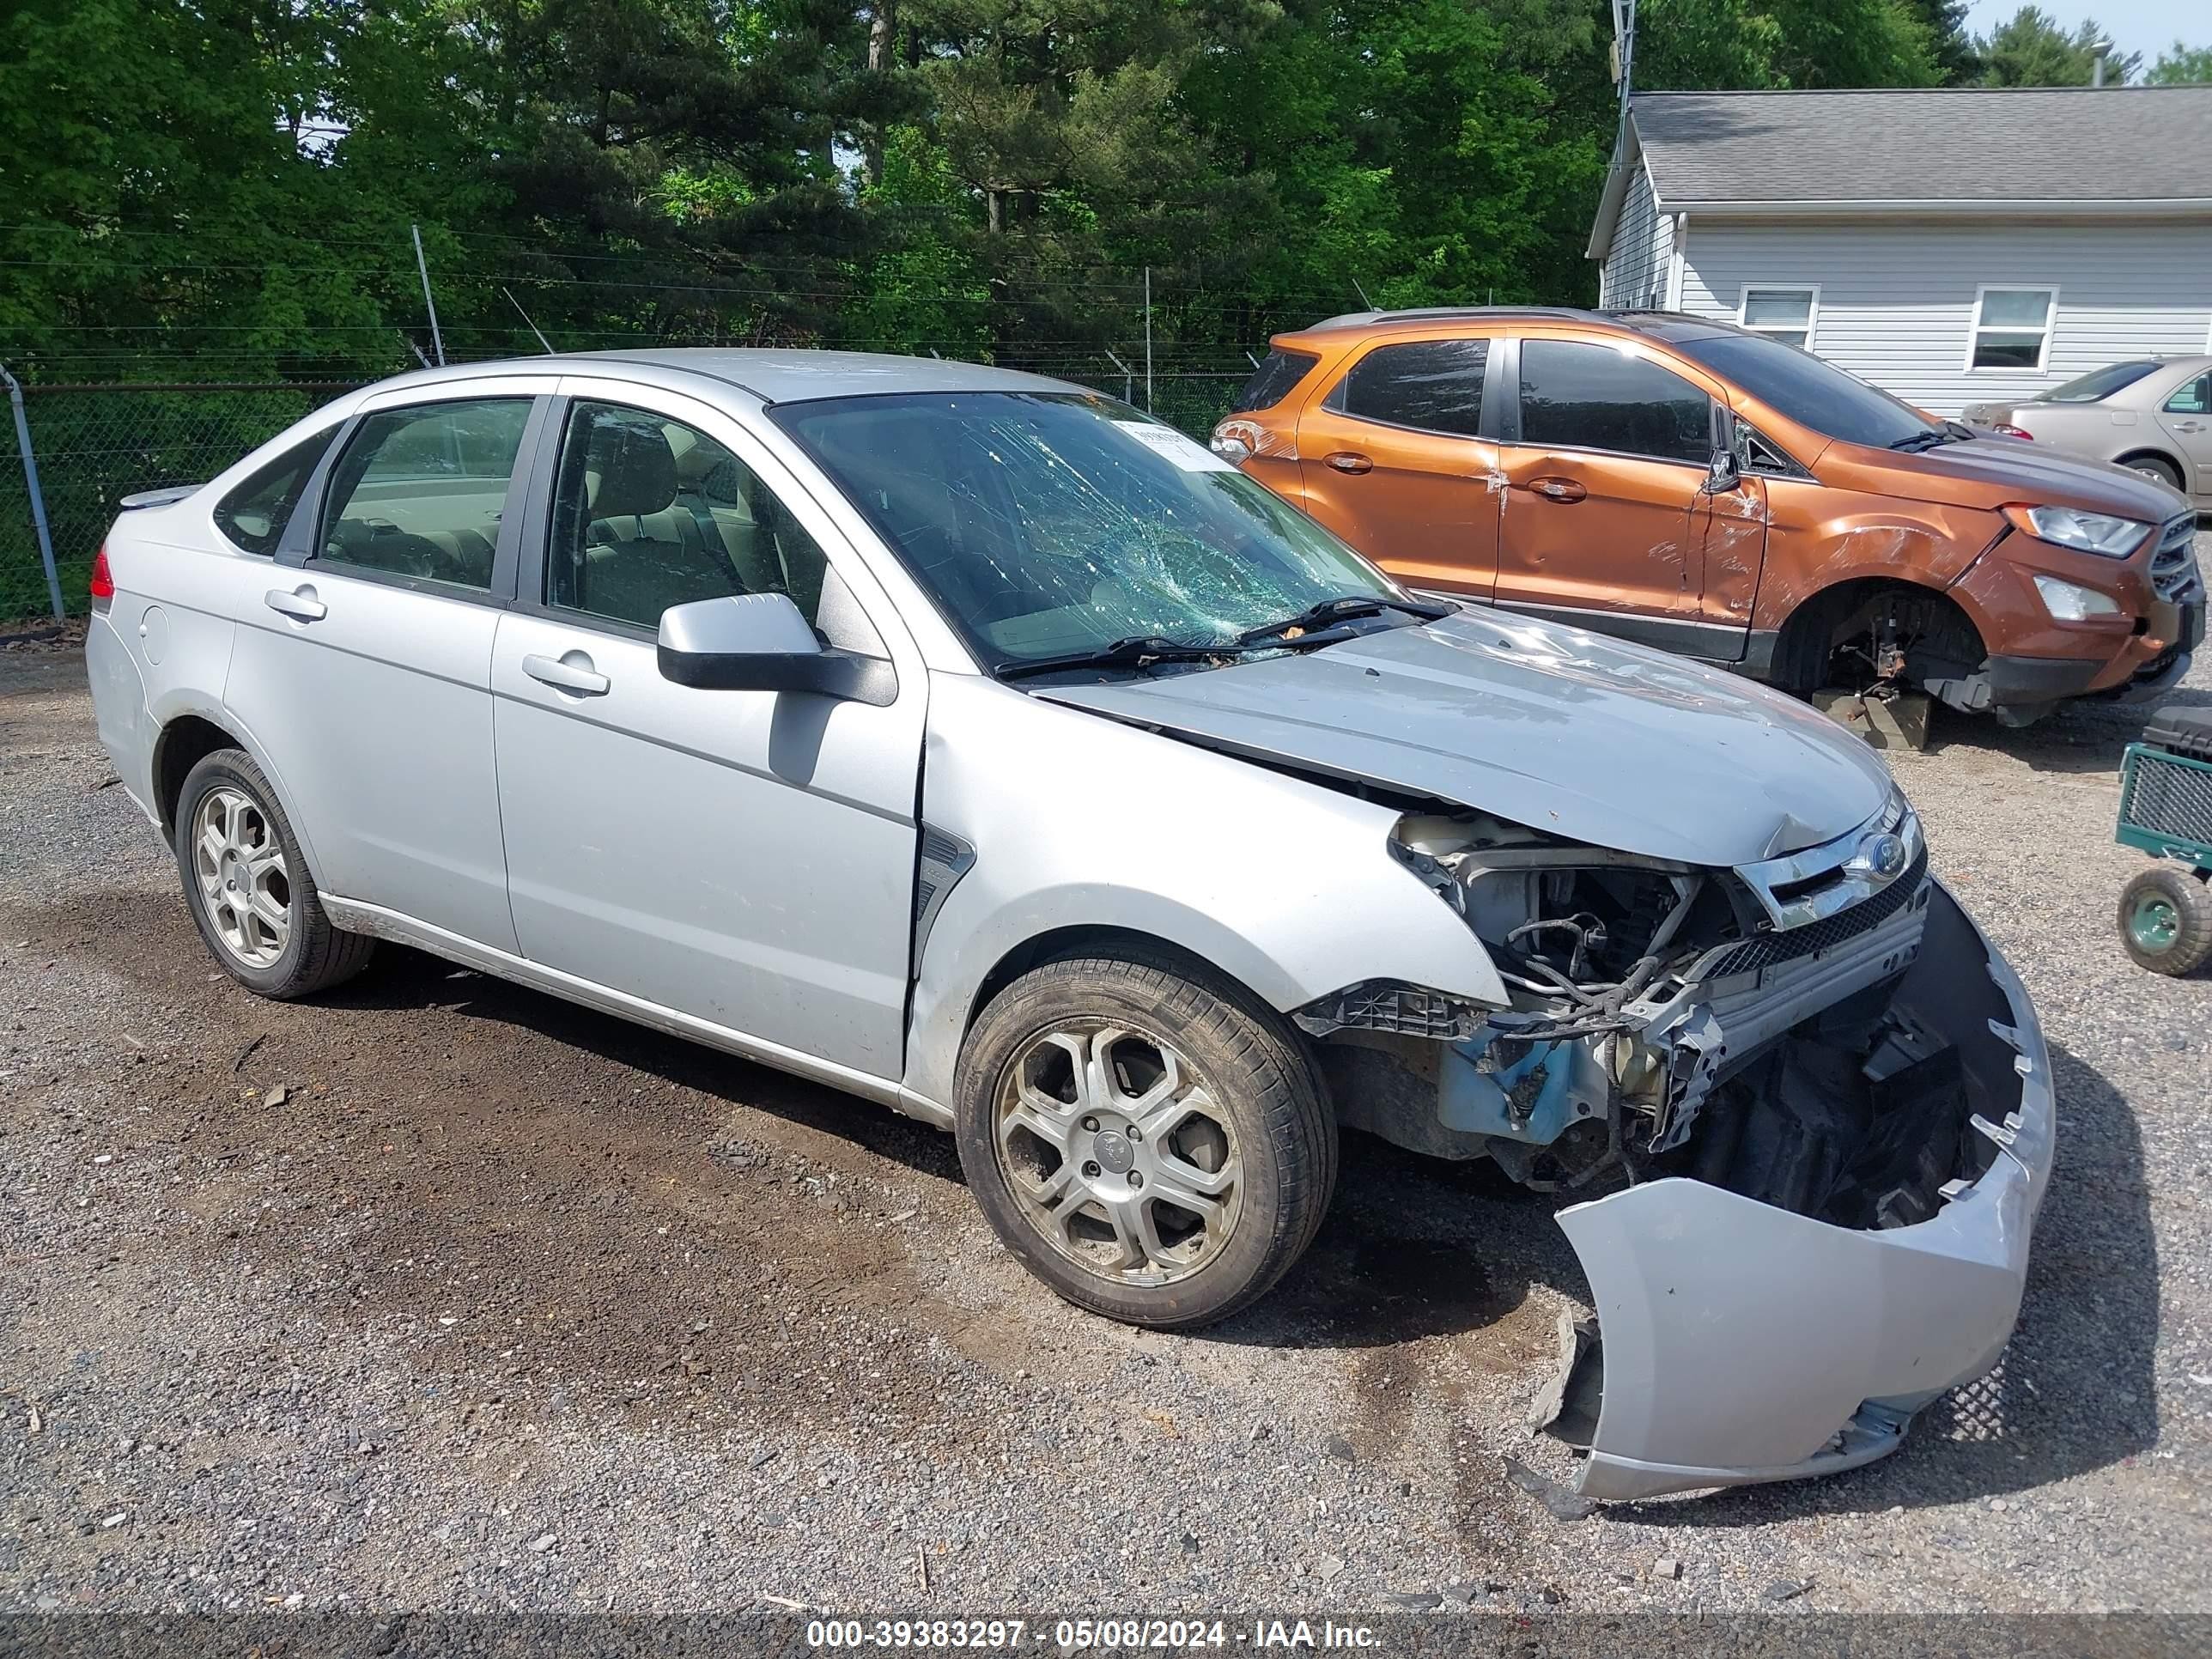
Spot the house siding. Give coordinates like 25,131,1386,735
1600,162,1672,309
1677,218,2212,416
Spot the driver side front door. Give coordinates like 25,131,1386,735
489,380,926,1083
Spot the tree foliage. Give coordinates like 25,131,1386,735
0,0,2201,390
1972,7,2141,87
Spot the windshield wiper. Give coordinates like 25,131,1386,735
994,635,1230,682
1232,592,1451,647
1890,424,1971,453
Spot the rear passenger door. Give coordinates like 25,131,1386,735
1295,337,1504,598
224,383,551,951
489,380,925,1081
1495,336,1735,654
2156,371,2212,499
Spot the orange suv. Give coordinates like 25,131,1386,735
1213,308,2203,725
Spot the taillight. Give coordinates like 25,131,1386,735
88,544,114,610
1991,423,2033,441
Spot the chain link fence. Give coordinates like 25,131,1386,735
0,368,1249,624
1,382,355,622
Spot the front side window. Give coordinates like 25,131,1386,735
1516,339,1713,465
319,398,532,590
1739,288,1817,350
1326,339,1489,437
773,392,1399,671
214,426,340,556
1969,288,2056,370
545,401,831,632
2165,374,2211,416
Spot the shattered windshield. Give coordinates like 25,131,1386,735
773,391,1401,671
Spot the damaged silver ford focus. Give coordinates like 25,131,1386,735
86,352,2050,1503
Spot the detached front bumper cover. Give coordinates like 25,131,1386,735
1547,878,2053,1500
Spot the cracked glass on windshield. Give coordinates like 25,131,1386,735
774,391,1399,670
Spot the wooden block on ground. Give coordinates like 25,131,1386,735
1811,688,1931,751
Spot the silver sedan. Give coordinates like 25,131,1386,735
1966,355,2212,507
85,350,2051,1500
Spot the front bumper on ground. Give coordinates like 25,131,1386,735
1551,879,2053,1501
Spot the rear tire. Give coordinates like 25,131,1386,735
2118,865,2212,976
174,749,375,999
953,951,1336,1329
2123,454,2185,493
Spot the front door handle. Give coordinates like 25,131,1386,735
1325,451,1374,474
1530,477,1589,503
522,651,611,696
264,586,327,622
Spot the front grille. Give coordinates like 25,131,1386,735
2153,516,2203,604
1699,843,1929,981
2122,750,2212,847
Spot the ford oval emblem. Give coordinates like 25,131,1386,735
1856,831,1908,880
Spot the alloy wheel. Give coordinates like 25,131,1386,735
191,786,291,969
993,1021,1243,1286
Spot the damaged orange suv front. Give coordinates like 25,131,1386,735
1213,308,2203,725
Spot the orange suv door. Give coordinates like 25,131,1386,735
1294,337,1503,598
1495,335,1742,657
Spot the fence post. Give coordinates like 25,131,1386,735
0,365,65,620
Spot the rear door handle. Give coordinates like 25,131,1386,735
264,586,326,622
1530,477,1588,503
522,651,611,696
2175,420,2207,434
1325,451,1374,474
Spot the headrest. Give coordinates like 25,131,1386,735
672,431,750,508
585,417,678,520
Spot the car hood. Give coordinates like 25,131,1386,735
1873,433,2180,520
1034,610,1893,866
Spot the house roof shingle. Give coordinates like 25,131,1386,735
1632,85,2212,207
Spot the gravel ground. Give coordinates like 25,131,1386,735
2,606,2209,1618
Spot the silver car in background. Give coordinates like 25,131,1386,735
1966,355,2212,506
84,351,2051,1501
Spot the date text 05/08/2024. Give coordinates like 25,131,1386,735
805,1620,1383,1650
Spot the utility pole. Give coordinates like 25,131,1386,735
411,224,446,367
1143,266,1154,414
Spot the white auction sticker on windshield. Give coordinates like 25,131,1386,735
1115,420,1237,473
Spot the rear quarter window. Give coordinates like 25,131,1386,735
1231,349,1320,414
212,427,342,556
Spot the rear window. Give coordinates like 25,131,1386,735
2042,361,2162,404
1231,349,1319,413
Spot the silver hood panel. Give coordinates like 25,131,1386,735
1036,610,1893,866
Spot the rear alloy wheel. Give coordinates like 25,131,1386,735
955,954,1335,1328
2118,865,2212,976
173,749,375,999
2124,455,2185,493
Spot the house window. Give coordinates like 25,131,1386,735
1969,287,2057,370
1739,287,1818,349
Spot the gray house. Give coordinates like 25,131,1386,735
1588,86,2212,416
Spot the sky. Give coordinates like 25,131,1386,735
1962,1,2209,69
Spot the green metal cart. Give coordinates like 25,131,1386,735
2116,704,2212,975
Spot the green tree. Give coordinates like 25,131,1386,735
1632,0,1939,90
2146,41,2212,84
1974,7,2140,86
1904,0,1982,83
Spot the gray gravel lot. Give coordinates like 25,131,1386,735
2,608,2209,1617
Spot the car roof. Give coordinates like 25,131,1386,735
1274,307,1755,348
347,349,1084,407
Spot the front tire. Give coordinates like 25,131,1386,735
2118,865,2212,976
174,749,374,999
953,952,1336,1329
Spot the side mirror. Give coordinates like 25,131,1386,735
656,592,894,705
1701,446,1743,495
